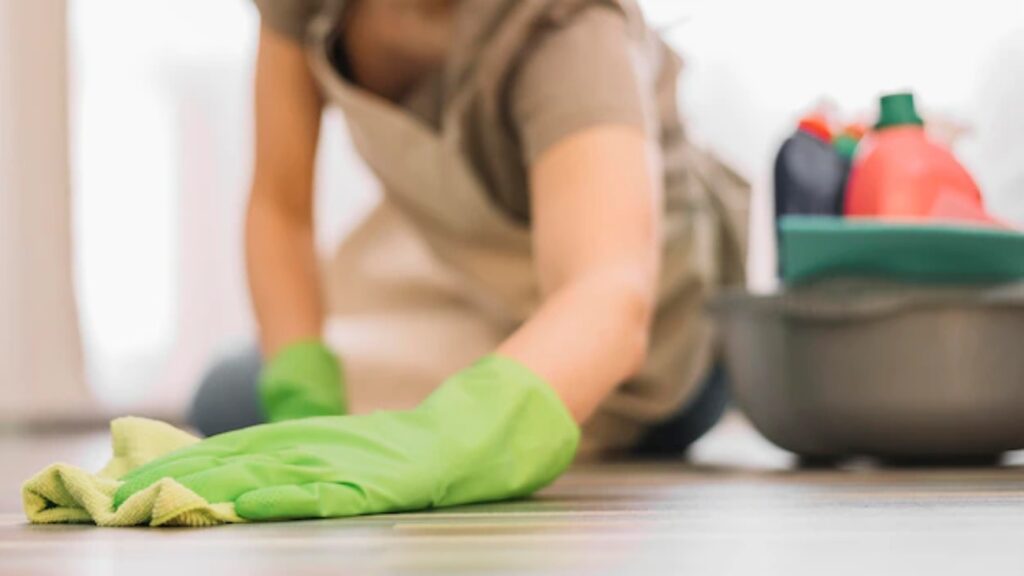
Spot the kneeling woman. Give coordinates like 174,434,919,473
117,0,749,520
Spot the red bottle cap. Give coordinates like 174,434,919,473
797,115,833,143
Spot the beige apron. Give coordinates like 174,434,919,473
306,1,749,456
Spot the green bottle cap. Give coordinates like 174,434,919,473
875,92,925,130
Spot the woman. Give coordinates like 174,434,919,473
115,0,749,520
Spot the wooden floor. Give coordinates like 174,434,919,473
4,415,1024,575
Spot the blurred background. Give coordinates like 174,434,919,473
1,0,1022,424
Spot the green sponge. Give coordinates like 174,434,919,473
780,216,1024,285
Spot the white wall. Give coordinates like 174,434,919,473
0,0,93,422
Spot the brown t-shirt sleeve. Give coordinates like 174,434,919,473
509,5,653,166
251,0,324,43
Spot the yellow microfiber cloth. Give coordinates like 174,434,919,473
22,417,244,527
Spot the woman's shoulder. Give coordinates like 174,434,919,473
458,0,672,163
455,0,665,91
446,0,680,221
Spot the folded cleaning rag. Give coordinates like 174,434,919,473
22,417,244,527
24,356,579,528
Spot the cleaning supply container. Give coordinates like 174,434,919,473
774,114,847,219
833,123,866,162
845,92,992,224
713,280,1024,460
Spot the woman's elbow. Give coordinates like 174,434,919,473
616,281,655,376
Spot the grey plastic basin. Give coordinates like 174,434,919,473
712,281,1024,459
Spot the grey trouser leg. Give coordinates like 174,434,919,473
187,347,265,437
632,363,730,456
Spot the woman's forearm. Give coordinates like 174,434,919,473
497,269,654,424
246,24,326,358
245,192,324,356
502,126,662,425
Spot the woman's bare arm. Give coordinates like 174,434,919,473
246,24,325,356
497,125,662,423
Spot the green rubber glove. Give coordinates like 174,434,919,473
113,355,580,521
259,341,346,422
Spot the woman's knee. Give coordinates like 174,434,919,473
188,347,265,437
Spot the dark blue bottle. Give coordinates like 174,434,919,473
774,115,847,219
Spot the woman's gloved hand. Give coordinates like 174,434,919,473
259,341,347,422
113,355,580,521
